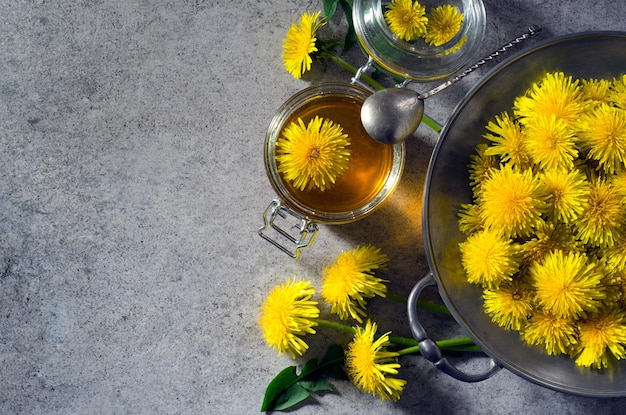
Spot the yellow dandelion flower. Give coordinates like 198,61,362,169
603,238,626,273
478,164,546,238
574,309,626,369
384,0,428,42
520,220,579,264
457,203,483,235
616,268,626,305
514,72,585,128
258,278,320,359
441,35,466,56
581,78,612,104
483,278,533,331
460,228,522,289
282,11,326,79
574,177,624,248
276,116,351,192
529,250,606,319
608,74,626,110
540,168,589,223
578,103,626,174
321,245,389,322
594,259,623,308
345,320,406,402
524,115,578,170
521,311,577,356
468,143,499,193
424,5,464,46
612,170,626,204
483,112,532,169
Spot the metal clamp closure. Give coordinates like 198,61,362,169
258,200,318,258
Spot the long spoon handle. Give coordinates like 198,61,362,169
418,25,542,100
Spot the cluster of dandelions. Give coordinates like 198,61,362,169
258,245,406,402
259,245,472,406
459,71,626,369
384,0,464,46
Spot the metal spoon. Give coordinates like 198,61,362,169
361,25,542,145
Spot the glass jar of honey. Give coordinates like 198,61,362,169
259,82,405,257
353,0,486,81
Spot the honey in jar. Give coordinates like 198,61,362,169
263,82,405,224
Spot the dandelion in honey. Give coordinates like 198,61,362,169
529,250,606,320
574,309,626,369
321,245,389,322
521,311,578,356
483,111,532,169
578,102,626,174
424,5,464,46
276,116,351,192
345,320,406,402
460,228,522,289
384,0,428,41
282,11,326,79
258,278,320,358
478,164,546,238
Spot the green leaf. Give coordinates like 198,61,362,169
319,344,348,380
300,358,319,377
340,0,357,51
260,345,347,412
261,366,299,412
272,384,311,411
299,378,333,393
322,0,340,19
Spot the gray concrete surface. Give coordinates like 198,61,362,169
2,0,626,413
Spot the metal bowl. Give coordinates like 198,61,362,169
411,32,626,397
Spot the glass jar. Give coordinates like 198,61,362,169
353,0,486,81
259,82,405,257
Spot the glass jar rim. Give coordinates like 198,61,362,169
263,82,405,224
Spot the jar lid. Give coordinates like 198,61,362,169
353,0,486,81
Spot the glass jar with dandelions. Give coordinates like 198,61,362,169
263,82,405,225
353,0,486,81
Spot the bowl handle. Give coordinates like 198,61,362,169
407,273,502,383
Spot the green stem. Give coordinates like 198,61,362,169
317,318,357,336
421,113,443,133
316,319,477,354
329,54,443,133
385,292,452,316
396,337,478,357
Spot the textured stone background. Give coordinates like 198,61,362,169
2,0,626,413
